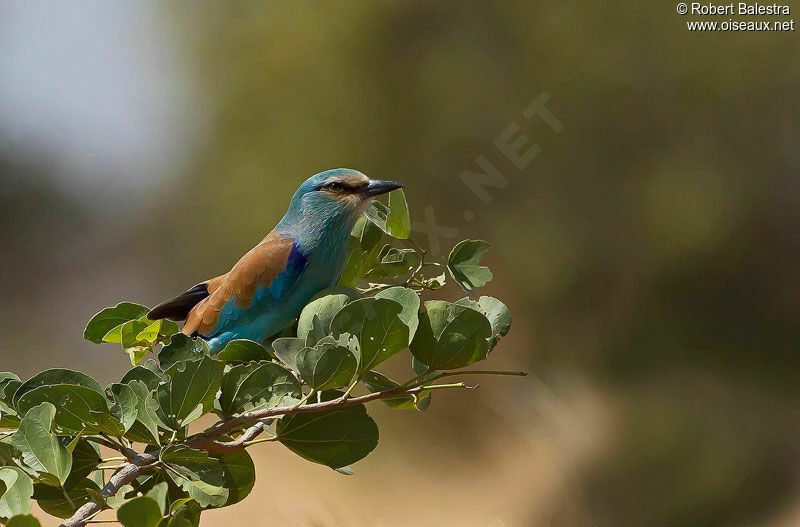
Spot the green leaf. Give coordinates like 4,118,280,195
217,340,271,364
0,441,21,468
330,297,409,374
364,200,390,233
447,240,493,295
420,271,446,290
136,319,180,344
166,499,201,527
374,286,420,344
361,370,430,411
145,481,169,515
0,372,20,392
304,315,327,347
117,496,163,527
297,336,358,391
84,302,150,344
158,334,206,370
338,216,383,287
84,486,107,510
123,472,178,507
156,357,224,429
411,357,434,411
7,403,71,486
276,405,379,468
123,380,162,445
366,246,420,279
410,301,492,370
105,483,136,509
168,498,195,515
6,514,41,527
0,374,21,428
218,361,300,418
114,318,151,348
214,450,255,506
271,338,305,371
90,467,105,490
0,468,33,519
125,347,151,367
455,296,511,337
13,369,104,410
64,439,101,488
32,478,100,519
160,446,227,509
120,366,162,392
142,359,164,376
107,383,138,433
16,385,120,436
297,287,359,343
386,189,411,239
454,296,511,349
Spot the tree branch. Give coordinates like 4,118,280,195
59,372,526,527
59,452,158,527
188,421,267,454
202,383,434,440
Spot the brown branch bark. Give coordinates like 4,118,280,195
59,452,158,527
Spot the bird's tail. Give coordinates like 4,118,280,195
148,282,210,321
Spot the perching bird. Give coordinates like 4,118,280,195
148,168,402,353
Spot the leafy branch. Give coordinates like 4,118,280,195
0,190,521,527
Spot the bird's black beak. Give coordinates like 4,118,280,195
362,179,404,198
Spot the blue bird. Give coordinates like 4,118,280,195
148,168,402,353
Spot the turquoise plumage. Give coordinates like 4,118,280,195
148,168,402,353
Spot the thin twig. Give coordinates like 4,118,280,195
202,382,476,441
189,421,266,455
88,435,137,460
417,382,476,391
100,457,127,463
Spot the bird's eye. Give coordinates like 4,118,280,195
326,182,342,191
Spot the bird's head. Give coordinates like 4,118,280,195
282,168,403,229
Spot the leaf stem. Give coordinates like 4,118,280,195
100,457,127,463
242,435,279,447
339,379,359,400
96,434,137,460
417,382,475,391
397,367,434,390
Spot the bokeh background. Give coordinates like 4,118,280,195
2,2,799,526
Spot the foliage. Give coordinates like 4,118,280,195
0,190,520,526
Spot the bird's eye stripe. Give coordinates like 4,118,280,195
319,181,351,191
316,178,369,192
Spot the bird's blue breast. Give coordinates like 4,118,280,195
203,236,350,352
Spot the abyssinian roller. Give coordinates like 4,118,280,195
148,168,402,353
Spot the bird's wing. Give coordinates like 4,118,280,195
148,276,224,322
180,230,307,337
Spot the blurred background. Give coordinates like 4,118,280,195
1,1,799,526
